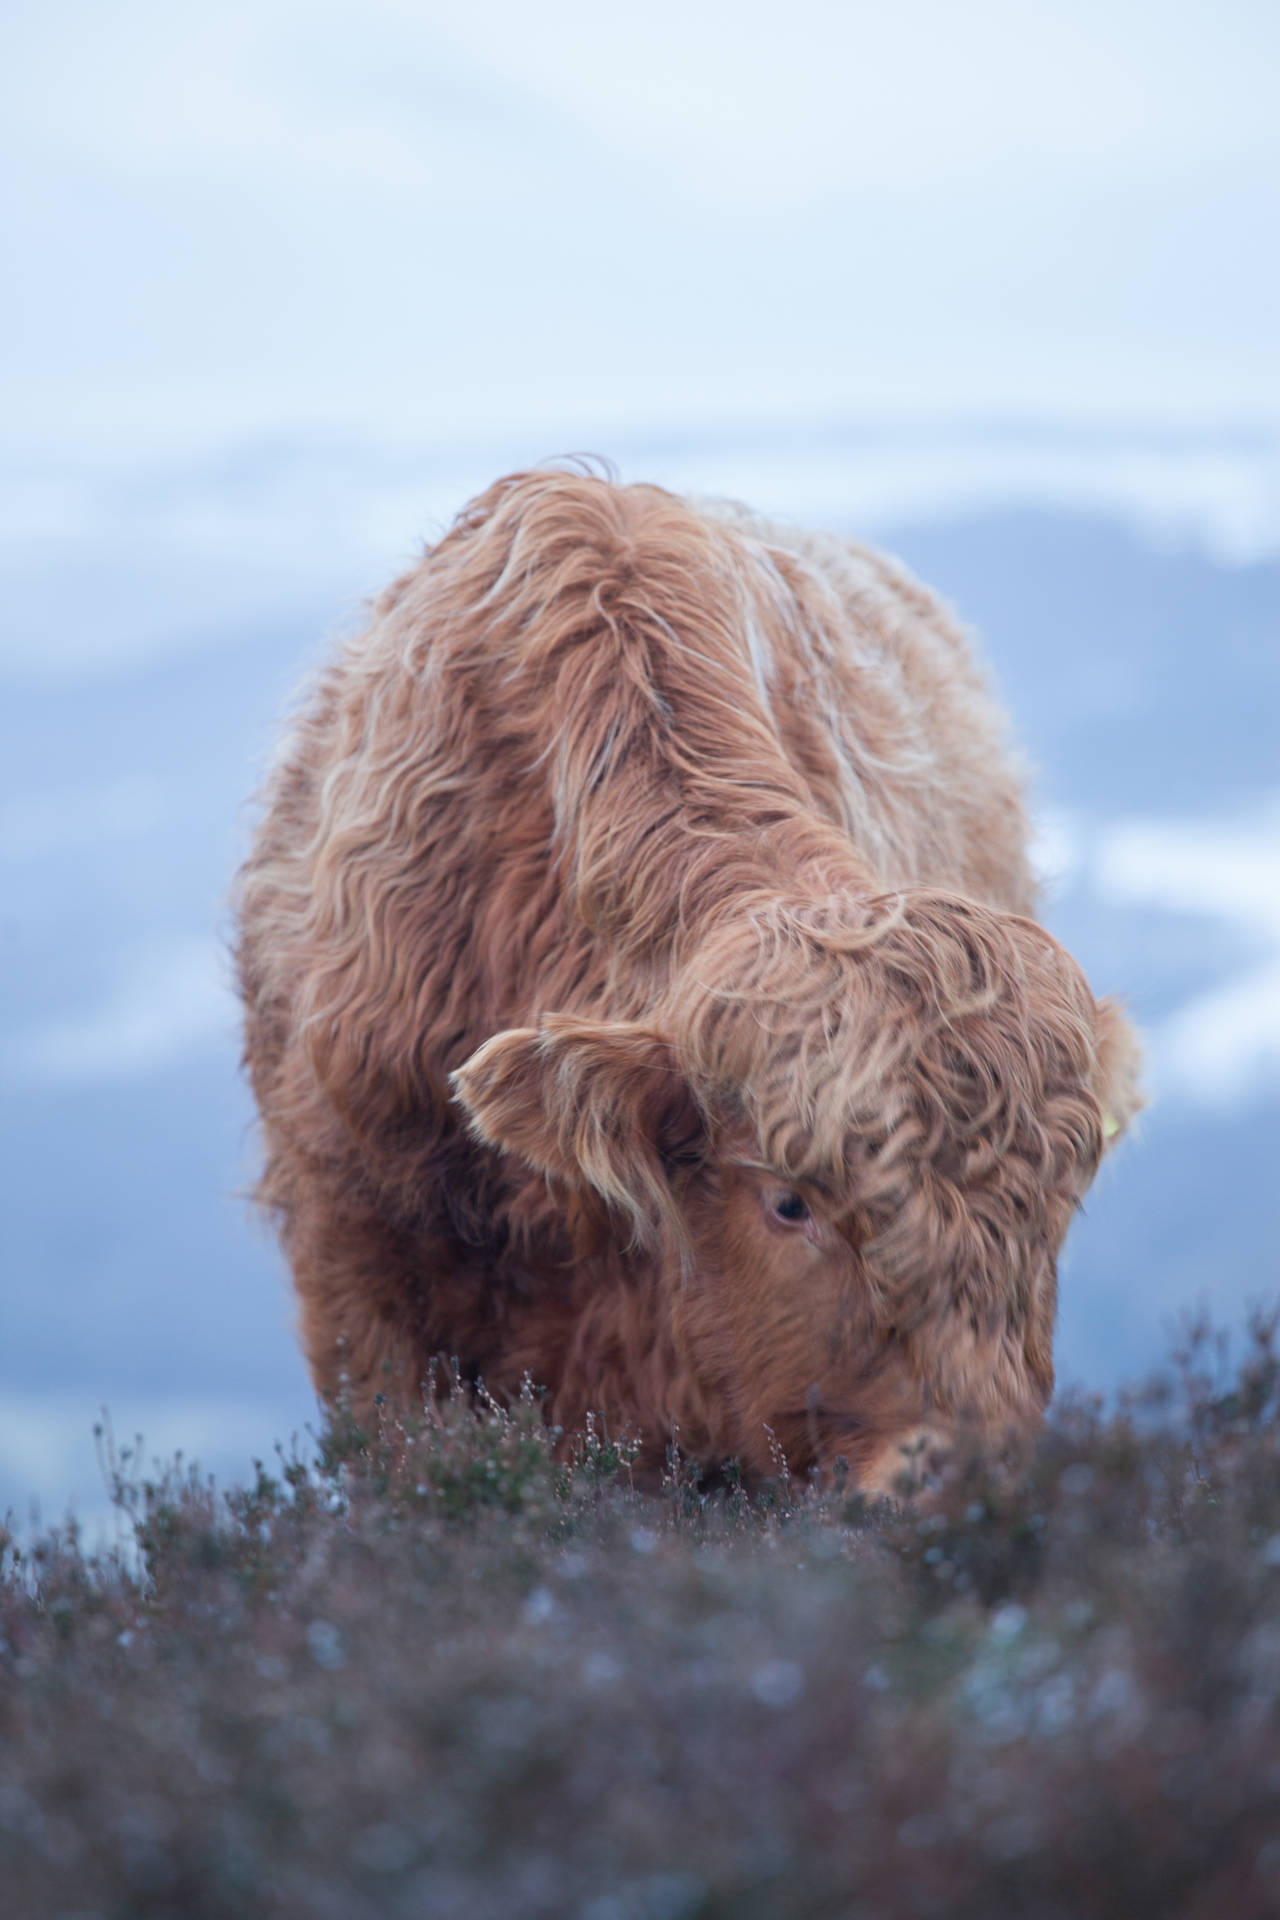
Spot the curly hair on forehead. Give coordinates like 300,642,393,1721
673,891,1103,1159
237,462,1141,1491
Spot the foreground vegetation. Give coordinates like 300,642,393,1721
5,1321,1280,1920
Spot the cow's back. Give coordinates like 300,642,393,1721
697,499,1036,914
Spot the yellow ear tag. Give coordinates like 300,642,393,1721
1103,1112,1120,1142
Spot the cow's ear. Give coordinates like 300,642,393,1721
1094,996,1144,1149
450,1017,704,1247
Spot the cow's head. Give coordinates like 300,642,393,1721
451,890,1141,1492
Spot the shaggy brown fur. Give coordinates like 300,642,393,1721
236,466,1141,1492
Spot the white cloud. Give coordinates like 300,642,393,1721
1094,797,1280,1108
1029,809,1084,900
1095,805,1280,938
1156,960,1280,1108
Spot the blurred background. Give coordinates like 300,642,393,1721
3,0,1278,1533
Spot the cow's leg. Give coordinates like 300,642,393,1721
263,1148,448,1417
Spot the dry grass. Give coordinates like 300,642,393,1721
5,1319,1280,1919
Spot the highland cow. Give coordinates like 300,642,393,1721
236,467,1141,1492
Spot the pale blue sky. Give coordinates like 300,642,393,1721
4,0,1278,452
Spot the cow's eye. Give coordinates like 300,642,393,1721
768,1190,810,1227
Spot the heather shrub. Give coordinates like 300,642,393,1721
4,1316,1280,1920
